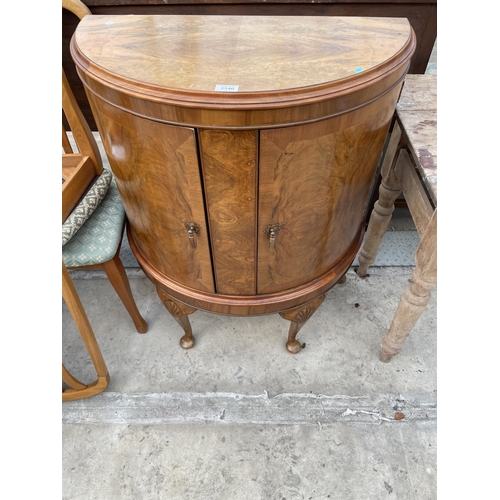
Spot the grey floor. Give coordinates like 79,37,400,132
62,43,437,500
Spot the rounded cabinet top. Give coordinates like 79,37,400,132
71,15,416,127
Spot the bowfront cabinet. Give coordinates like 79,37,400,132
71,15,415,352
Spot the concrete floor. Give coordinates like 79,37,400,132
63,265,436,499
62,42,438,500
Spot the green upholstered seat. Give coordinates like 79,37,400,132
63,178,125,268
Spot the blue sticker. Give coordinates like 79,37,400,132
354,67,363,73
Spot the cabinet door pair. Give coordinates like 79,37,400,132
94,98,393,297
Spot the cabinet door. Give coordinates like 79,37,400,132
90,97,215,293
258,111,391,294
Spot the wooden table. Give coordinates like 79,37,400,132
71,14,416,353
357,74,437,362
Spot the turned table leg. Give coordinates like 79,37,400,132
357,122,403,277
380,211,437,362
280,294,325,354
157,289,197,349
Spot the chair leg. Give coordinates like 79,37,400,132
63,263,110,402
102,253,148,333
62,364,86,390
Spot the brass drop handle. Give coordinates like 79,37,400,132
264,223,282,250
185,222,201,249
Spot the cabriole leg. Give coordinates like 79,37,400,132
280,294,325,354
157,289,197,349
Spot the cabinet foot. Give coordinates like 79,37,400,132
280,294,325,354
157,290,197,349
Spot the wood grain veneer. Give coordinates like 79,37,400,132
89,97,215,293
74,15,409,93
71,14,415,350
71,16,415,129
257,92,398,293
63,2,435,130
199,130,258,295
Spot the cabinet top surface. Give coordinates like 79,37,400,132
74,15,412,93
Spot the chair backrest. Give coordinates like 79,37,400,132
62,68,103,223
62,0,102,223
63,0,91,20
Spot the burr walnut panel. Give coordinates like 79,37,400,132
89,98,215,293
199,130,258,295
257,90,399,294
74,15,411,93
71,15,416,129
71,14,415,349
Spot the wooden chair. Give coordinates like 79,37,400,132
62,0,90,20
62,68,147,334
62,0,146,335
62,263,110,401
63,0,147,400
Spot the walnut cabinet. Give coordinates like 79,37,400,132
71,15,416,352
